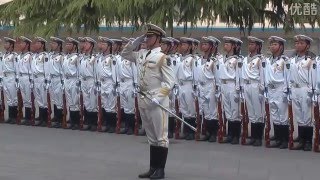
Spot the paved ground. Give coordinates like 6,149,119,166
0,124,320,180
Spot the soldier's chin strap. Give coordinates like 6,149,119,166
137,90,196,132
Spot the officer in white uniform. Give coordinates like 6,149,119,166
176,37,199,140
48,37,65,128
241,36,265,146
79,37,98,131
17,36,33,125
1,37,18,123
198,36,220,142
263,36,289,149
217,36,243,144
288,35,315,151
63,37,81,130
97,36,118,133
31,37,49,126
121,23,175,179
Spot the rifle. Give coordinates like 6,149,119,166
192,58,201,140
237,58,248,145
29,57,35,126
174,86,181,139
95,58,103,132
59,59,67,129
214,61,224,143
0,78,4,123
45,56,52,128
131,62,140,135
113,57,122,134
312,63,320,152
285,61,294,149
217,87,224,143
14,57,22,125
261,60,270,147
77,56,84,129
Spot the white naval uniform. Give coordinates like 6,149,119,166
97,54,118,113
18,52,33,108
1,52,18,106
79,54,97,112
118,55,137,114
31,52,49,108
62,53,79,111
168,54,180,116
241,54,264,123
198,57,218,120
217,55,241,122
288,55,315,127
122,44,175,148
264,55,289,125
48,52,64,109
176,54,199,118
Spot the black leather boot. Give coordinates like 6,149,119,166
253,123,264,146
149,146,168,179
138,146,156,178
292,126,305,150
245,123,256,145
279,125,289,149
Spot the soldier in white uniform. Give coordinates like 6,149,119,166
97,36,117,133
198,36,221,142
122,24,175,179
176,37,199,140
263,36,289,149
48,37,65,128
63,37,81,130
31,37,49,127
79,37,98,131
117,38,138,135
1,37,18,123
217,36,243,144
17,36,33,125
161,37,178,138
241,36,265,146
288,35,315,151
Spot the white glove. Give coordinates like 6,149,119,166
234,95,240,103
132,35,146,47
282,93,288,103
151,98,160,105
258,94,264,103
307,96,312,105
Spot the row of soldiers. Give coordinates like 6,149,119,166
1,34,320,152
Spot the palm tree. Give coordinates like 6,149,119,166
0,0,319,37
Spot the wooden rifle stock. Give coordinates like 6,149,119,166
217,95,224,143
116,93,121,134
240,98,247,145
288,101,294,150
47,89,52,127
174,95,181,139
0,87,4,123
264,100,271,147
97,91,103,132
313,101,320,152
31,90,35,126
17,89,23,125
79,90,84,129
62,89,67,129
195,95,201,140
134,95,140,135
